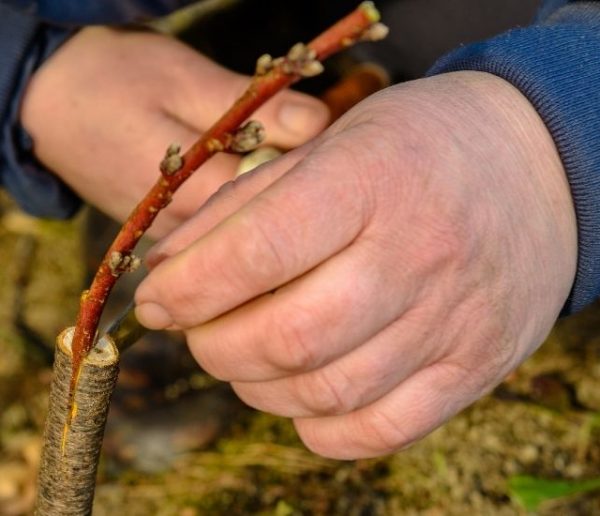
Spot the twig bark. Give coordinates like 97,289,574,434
35,328,119,515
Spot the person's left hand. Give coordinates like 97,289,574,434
20,27,328,237
134,71,577,459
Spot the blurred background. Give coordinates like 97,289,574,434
3,0,600,514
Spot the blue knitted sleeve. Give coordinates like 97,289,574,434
0,0,196,218
0,4,80,218
428,1,600,314
2,0,192,24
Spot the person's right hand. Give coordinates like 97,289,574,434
20,27,329,237
135,71,577,459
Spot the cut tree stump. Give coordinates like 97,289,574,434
35,328,119,516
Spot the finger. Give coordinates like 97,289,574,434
135,145,372,329
146,144,314,267
182,236,422,382
229,304,447,417
169,53,329,149
255,89,330,148
293,359,485,460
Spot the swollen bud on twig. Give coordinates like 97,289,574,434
360,23,389,42
230,120,266,153
359,1,381,23
286,42,324,78
107,251,141,277
256,54,274,75
159,142,183,176
287,42,315,62
254,43,324,78
299,59,325,78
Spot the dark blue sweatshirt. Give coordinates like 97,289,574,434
1,0,599,313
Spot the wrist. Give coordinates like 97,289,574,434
429,19,600,314
453,71,577,323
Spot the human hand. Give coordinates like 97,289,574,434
135,71,577,459
20,27,328,237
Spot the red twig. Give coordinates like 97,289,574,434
68,2,386,410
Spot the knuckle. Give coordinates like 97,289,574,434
229,202,295,289
404,211,470,278
423,217,467,267
447,296,518,388
307,137,377,224
265,303,322,373
356,409,412,455
300,368,354,416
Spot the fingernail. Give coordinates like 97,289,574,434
135,302,173,330
278,101,329,136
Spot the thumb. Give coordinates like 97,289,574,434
253,88,330,148
172,52,330,149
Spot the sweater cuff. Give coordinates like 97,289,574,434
428,4,600,315
0,5,81,218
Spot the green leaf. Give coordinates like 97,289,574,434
508,475,600,511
